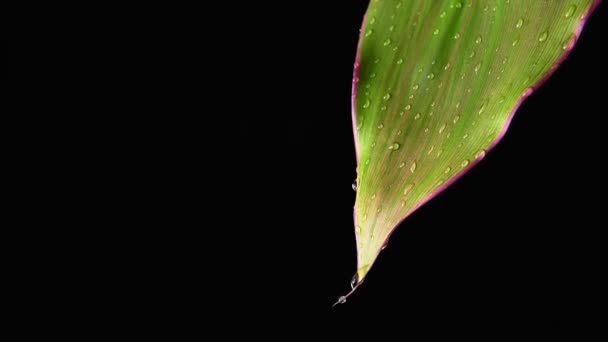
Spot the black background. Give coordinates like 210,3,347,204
227,1,606,325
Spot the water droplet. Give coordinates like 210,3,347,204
370,73,376,79
397,58,404,65
374,58,380,64
400,201,406,208
478,102,487,115
463,133,469,139
475,150,486,159
474,62,481,74
408,161,417,173
405,104,411,110
433,28,440,35
512,38,519,47
388,143,400,151
399,162,406,168
351,274,359,289
427,72,435,79
538,31,548,42
427,145,434,154
502,57,508,65
475,35,482,44
403,183,414,195
380,105,387,111
362,98,370,108
453,32,461,39
440,11,446,18
365,29,373,37
460,160,470,168
377,123,384,129
352,180,357,191
414,113,421,120
455,1,462,8
396,1,402,9
370,17,376,25
399,111,405,117
383,38,392,46
371,194,376,199
355,225,361,234
336,296,347,305
562,33,577,50
516,18,523,28
439,124,446,134
383,93,391,101
453,115,460,123
412,84,419,90
444,62,451,70
469,50,476,58
444,166,451,173
565,4,576,18
365,159,370,165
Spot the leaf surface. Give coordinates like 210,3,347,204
351,0,600,288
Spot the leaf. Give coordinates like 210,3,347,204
349,0,600,293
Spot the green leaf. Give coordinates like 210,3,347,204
349,0,600,293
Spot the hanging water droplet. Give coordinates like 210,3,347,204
410,162,417,173
433,28,440,35
427,72,435,79
365,29,373,37
383,93,391,101
377,123,384,129
538,31,548,42
397,58,404,65
352,180,357,191
336,296,347,305
475,35,482,44
362,98,371,108
414,113,421,120
565,4,577,18
516,18,523,28
350,274,358,289
461,160,470,168
388,143,400,151
383,38,392,46
403,183,414,195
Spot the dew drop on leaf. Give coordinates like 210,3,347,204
565,4,577,18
